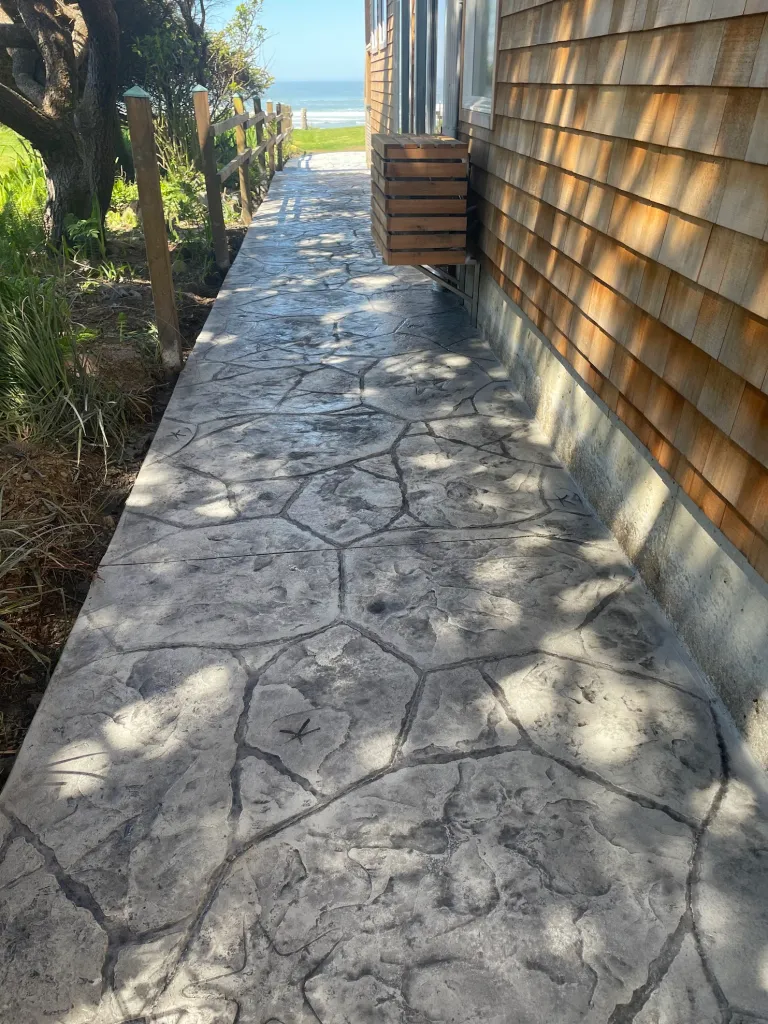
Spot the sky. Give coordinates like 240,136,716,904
211,0,365,81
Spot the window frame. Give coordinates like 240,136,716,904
369,0,387,52
460,0,500,130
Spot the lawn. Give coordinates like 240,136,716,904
0,125,27,174
291,126,366,153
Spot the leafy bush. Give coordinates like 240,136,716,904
153,120,208,238
63,201,107,261
111,176,139,212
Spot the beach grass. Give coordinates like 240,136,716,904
291,126,366,153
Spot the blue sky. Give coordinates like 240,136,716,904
212,0,364,81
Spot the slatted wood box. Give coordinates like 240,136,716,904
371,134,469,266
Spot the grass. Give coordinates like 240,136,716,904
0,278,131,461
291,126,366,153
0,126,27,174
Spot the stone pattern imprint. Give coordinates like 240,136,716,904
1,152,766,1024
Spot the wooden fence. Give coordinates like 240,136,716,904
123,85,293,371
191,86,293,272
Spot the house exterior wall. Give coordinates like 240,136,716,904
366,0,399,157
362,0,768,759
460,5,768,580
458,0,768,759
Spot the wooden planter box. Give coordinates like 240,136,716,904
371,134,469,266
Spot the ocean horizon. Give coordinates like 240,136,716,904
264,80,365,128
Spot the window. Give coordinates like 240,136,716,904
370,0,386,51
462,0,499,125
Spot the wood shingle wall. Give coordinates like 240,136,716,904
460,0,768,582
368,0,398,139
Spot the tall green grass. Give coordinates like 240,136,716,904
0,279,129,460
0,141,47,281
0,126,28,174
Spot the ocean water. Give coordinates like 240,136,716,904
264,80,365,128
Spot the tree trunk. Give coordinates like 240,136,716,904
42,127,116,241
40,77,118,242
0,0,120,243
43,144,93,240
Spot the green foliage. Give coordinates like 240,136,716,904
63,201,107,261
110,176,139,211
128,14,201,158
0,279,128,462
152,119,210,246
127,0,272,155
0,126,28,175
208,0,273,111
0,136,134,467
160,175,206,235
106,175,140,233
160,168,207,238
0,141,47,280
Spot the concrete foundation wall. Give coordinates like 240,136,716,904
478,272,768,765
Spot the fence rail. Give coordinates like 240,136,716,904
122,84,293,371
212,109,264,136
192,85,293,271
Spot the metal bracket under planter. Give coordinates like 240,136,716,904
414,259,480,326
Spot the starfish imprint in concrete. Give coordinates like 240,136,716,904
279,717,321,744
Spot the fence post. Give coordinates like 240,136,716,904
276,102,284,172
253,96,267,182
123,87,183,373
266,100,276,179
301,107,308,129
191,85,230,272
232,93,252,226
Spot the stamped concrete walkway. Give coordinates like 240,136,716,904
2,153,767,1024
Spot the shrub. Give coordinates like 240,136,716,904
155,120,208,236
110,176,139,212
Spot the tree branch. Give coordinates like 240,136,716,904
10,45,44,105
76,0,119,212
57,3,88,66
16,0,76,118
76,0,118,86
0,5,43,105
0,77,61,149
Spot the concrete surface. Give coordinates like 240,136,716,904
478,274,768,765
0,152,766,1024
